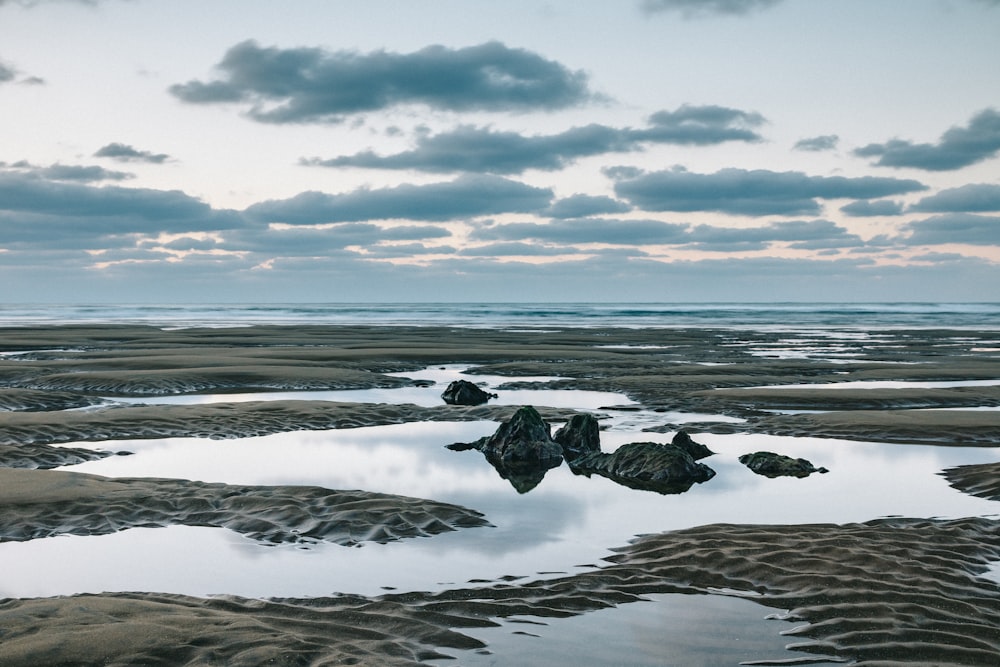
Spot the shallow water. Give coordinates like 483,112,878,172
103,364,633,411
426,593,816,667
2,420,997,600
755,379,1000,390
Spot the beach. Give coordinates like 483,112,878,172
2,320,1000,665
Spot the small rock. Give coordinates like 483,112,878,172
739,451,828,478
441,379,497,406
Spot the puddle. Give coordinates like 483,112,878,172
427,592,827,667
2,425,997,599
102,364,635,411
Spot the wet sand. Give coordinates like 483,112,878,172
1,324,999,665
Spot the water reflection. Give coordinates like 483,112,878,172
1,421,995,599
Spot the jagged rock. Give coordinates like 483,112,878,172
670,430,714,460
739,451,828,478
441,379,497,406
553,415,715,494
571,441,716,494
446,406,563,493
553,413,602,459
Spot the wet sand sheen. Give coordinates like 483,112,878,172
1,323,999,665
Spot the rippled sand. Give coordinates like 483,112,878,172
2,324,999,665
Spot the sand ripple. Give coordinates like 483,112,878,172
0,468,491,547
0,400,580,448
0,388,100,412
2,517,998,665
756,409,1000,445
941,462,1000,502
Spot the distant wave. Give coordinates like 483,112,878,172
0,302,997,330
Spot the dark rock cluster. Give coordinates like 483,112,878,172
449,408,715,494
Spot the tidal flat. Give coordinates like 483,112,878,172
1,323,999,666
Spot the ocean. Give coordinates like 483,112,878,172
1,302,998,330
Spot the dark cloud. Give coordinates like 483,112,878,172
362,243,457,259
304,105,764,174
686,219,863,251
545,194,631,219
910,252,973,263
228,224,393,254
900,213,1000,246
612,167,927,216
170,40,593,123
471,216,866,253
854,108,1000,171
839,199,903,217
909,183,1000,213
794,134,839,152
223,223,452,261
642,0,782,17
95,142,171,164
2,161,132,182
470,218,690,245
0,172,244,244
380,225,452,241
457,242,574,257
245,174,552,224
0,60,15,83
159,237,221,253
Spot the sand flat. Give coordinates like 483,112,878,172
2,324,1000,665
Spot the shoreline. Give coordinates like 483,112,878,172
1,324,999,665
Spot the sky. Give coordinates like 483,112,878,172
1,0,999,303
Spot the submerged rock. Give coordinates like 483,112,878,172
446,406,563,493
739,451,828,478
441,379,497,406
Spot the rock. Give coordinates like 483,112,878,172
446,406,563,493
553,413,602,459
670,430,714,460
739,451,828,478
441,379,497,406
571,441,716,494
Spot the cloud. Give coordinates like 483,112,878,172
794,135,839,152
687,219,864,251
839,199,903,217
471,218,690,245
457,242,574,257
2,160,132,182
854,108,1000,171
170,40,593,123
908,183,1000,213
95,142,171,164
304,105,765,174
0,172,244,245
900,213,1000,246
545,194,631,219
641,0,782,17
241,226,375,253
0,60,14,83
245,174,552,224
0,0,105,6
611,167,927,216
